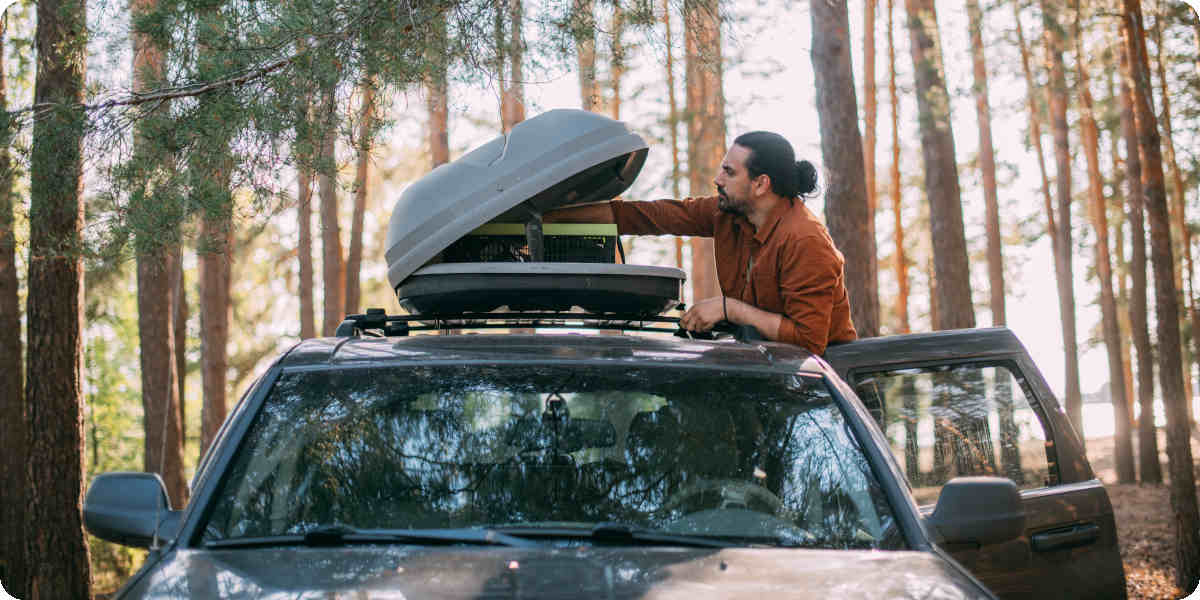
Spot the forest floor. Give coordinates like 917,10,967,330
1086,425,1200,600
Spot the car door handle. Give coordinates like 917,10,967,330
1032,523,1100,552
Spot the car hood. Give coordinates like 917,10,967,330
121,546,991,599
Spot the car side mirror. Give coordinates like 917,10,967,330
926,476,1025,546
84,472,182,549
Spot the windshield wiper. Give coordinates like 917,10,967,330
489,522,732,549
205,525,540,549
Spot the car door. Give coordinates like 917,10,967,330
824,329,1126,600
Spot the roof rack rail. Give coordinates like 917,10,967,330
334,307,765,342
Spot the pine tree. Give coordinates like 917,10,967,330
683,0,723,303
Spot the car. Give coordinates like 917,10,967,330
84,109,1125,599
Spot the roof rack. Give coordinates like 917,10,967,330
334,307,765,342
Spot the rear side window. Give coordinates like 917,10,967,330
851,362,1055,505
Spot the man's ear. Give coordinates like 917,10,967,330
753,174,772,197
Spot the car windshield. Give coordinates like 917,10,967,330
201,364,901,549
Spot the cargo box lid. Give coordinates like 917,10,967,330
385,109,648,289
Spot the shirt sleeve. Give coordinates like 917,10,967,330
609,196,720,237
775,235,844,355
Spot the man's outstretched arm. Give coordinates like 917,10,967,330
543,203,615,224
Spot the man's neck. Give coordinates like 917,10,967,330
745,194,785,230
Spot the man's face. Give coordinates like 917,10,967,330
714,144,757,216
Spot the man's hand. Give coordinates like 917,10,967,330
680,296,728,332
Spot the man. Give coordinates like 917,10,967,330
546,131,856,355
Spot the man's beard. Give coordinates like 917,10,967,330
717,186,746,215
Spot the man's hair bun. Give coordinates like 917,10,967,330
795,160,817,196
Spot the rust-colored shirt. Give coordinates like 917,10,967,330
611,196,857,354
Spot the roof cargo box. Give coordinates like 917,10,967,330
384,109,684,317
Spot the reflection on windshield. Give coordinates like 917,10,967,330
202,365,900,549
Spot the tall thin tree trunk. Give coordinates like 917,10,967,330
1108,67,1137,430
132,0,187,507
1075,2,1134,483
25,0,92,592
498,0,525,133
0,12,27,590
967,0,1004,328
1013,1,1059,267
198,214,231,455
611,3,625,120
1154,6,1199,422
345,79,375,315
1119,28,1163,485
664,0,683,269
298,166,315,338
428,13,450,170
1123,1,1200,589
172,250,186,437
887,0,908,334
684,0,723,303
1041,0,1084,441
575,0,598,112
318,87,345,337
863,0,878,248
904,0,974,331
812,0,879,338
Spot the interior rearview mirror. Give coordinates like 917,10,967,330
926,476,1025,547
84,472,182,549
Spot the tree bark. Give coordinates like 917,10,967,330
1041,0,1084,441
1075,3,1134,483
684,0,723,303
574,0,598,112
0,13,27,590
967,0,1004,327
611,3,625,120
812,0,878,338
198,214,231,455
1107,66,1137,432
1154,7,1199,422
297,166,315,339
1012,1,1058,264
25,0,92,593
664,0,683,268
887,0,908,334
132,0,187,507
345,79,375,315
904,0,974,331
1119,28,1163,485
863,0,878,248
1123,1,1200,590
498,0,525,133
428,13,450,169
318,87,345,337
172,249,186,435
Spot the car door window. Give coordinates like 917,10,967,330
851,362,1055,506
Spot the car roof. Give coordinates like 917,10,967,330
823,326,1024,374
278,332,831,376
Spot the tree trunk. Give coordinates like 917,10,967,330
345,79,375,315
428,14,450,169
887,0,908,334
1154,7,1198,422
0,14,27,590
199,214,231,455
575,0,598,112
498,0,525,133
904,0,974,331
611,3,625,120
1041,0,1084,441
1119,28,1163,485
298,166,315,338
318,87,345,337
1075,4,1134,483
172,248,187,437
1107,66,1137,431
863,0,878,249
133,0,187,507
664,0,683,268
1123,2,1200,590
812,0,878,338
1012,0,1059,267
967,0,1004,327
25,0,92,593
684,0,723,303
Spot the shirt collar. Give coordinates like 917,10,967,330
752,198,790,244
